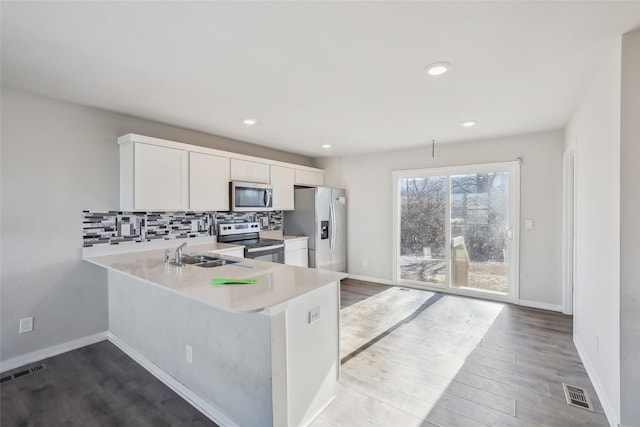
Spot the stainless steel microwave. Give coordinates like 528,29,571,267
230,181,273,212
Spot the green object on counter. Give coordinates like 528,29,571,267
211,278,259,285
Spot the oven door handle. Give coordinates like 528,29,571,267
246,244,285,253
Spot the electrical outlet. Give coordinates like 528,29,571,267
186,344,193,364
19,317,34,334
309,307,320,324
362,258,368,266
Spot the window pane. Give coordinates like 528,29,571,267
450,172,509,294
399,176,447,285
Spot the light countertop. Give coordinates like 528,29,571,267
259,230,308,242
282,235,309,242
84,243,346,313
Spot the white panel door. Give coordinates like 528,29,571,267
189,152,230,211
134,143,188,210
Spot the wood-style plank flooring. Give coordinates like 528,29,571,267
2,279,608,426
1,340,217,427
313,278,608,426
340,278,390,309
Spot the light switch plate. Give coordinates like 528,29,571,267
525,219,534,230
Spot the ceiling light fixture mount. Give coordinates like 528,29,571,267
425,62,450,76
243,118,257,126
462,120,477,127
322,144,331,149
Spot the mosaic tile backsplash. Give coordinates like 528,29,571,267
82,210,283,247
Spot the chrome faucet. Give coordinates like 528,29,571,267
175,242,187,265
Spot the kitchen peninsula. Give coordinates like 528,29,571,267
84,241,346,427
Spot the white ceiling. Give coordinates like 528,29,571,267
2,1,639,158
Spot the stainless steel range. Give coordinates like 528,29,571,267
217,222,285,264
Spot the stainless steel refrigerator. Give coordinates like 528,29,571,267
284,187,347,272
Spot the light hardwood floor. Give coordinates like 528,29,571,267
313,278,608,426
2,279,608,426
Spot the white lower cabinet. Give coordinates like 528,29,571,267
285,238,308,267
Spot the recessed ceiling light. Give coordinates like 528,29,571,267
462,120,477,127
243,118,257,126
322,144,331,149
425,62,450,76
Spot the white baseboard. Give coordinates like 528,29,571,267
518,299,562,312
574,335,618,427
0,331,108,373
347,278,563,313
347,274,394,286
107,332,239,427
347,277,563,313
304,392,336,427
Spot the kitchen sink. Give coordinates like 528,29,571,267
180,254,218,265
180,254,239,268
196,259,239,268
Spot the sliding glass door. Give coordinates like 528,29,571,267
398,175,448,285
393,162,519,302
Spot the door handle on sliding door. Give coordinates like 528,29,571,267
505,227,514,240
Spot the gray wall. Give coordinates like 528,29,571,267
565,37,621,423
565,30,640,425
317,130,564,307
620,28,640,427
0,88,313,363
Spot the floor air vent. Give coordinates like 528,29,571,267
1,364,46,384
562,383,594,411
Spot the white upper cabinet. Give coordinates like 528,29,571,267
270,165,295,210
189,152,230,211
295,169,324,187
121,142,189,211
119,134,324,212
230,159,270,184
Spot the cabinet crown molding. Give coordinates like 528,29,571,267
118,133,323,174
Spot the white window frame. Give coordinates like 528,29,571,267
392,161,520,303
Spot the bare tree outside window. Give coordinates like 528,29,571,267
399,176,447,285
451,173,509,293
